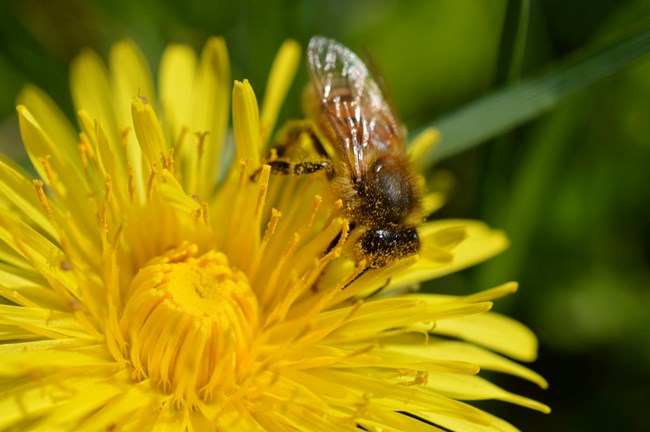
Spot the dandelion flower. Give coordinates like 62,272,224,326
0,37,549,431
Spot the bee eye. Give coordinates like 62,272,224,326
357,227,419,268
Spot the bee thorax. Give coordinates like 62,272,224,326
355,157,418,225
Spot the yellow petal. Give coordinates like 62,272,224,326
78,377,166,431
109,40,156,183
159,44,197,148
17,85,79,162
0,210,88,305
421,191,446,214
30,379,124,431
0,377,81,430
260,39,301,144
16,106,97,234
70,48,118,145
131,96,167,164
94,118,129,205
157,170,202,213
16,106,72,197
0,305,87,339
310,297,492,344
193,37,230,196
109,39,156,126
388,338,547,388
0,156,55,238
317,368,491,424
425,372,550,413
418,407,521,432
434,311,540,362
0,345,113,372
392,220,509,286
408,127,440,167
0,271,63,309
232,79,261,169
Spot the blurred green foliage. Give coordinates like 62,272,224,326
1,0,649,430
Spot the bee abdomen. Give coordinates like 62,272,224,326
357,227,420,268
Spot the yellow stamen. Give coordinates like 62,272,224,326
127,164,135,203
99,176,112,232
80,130,97,161
260,232,300,309
120,126,131,148
79,132,91,176
119,246,259,407
201,201,209,226
176,126,189,152
195,131,209,162
238,159,248,187
162,148,175,173
39,156,60,196
147,163,157,202
194,131,210,193
303,194,322,231
33,180,52,217
254,165,271,216
262,208,282,247
248,208,282,280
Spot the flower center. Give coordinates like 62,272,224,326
119,243,259,408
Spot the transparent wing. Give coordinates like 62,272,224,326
306,36,404,179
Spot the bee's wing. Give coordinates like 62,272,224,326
307,36,404,179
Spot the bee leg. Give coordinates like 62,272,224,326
250,162,291,182
298,130,336,180
268,159,332,176
250,159,332,182
292,160,332,175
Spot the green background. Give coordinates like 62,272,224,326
1,0,649,430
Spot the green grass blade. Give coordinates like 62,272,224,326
495,0,531,84
424,23,650,164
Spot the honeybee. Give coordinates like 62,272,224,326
269,36,424,269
